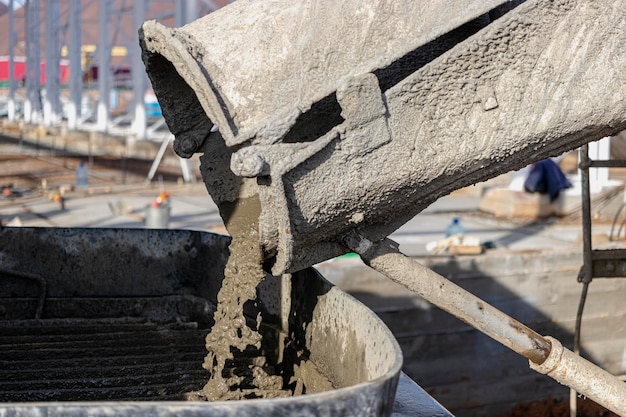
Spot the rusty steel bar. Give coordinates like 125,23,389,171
347,235,626,415
346,236,551,364
531,337,626,417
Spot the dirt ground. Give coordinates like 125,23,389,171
0,137,191,193
495,397,619,417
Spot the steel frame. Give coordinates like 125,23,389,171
4,1,225,139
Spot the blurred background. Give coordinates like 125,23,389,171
0,0,234,231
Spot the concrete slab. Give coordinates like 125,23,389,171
0,165,604,261
389,193,603,258
0,185,224,232
1,180,600,260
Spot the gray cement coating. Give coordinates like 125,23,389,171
142,0,626,275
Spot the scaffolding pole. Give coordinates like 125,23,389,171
24,0,42,124
67,0,83,130
96,0,111,133
7,0,16,121
23,0,31,122
131,0,147,140
176,0,199,27
44,0,61,126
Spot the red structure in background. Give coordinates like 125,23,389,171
0,57,70,85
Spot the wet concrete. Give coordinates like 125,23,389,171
0,227,405,417
189,194,335,400
191,196,289,400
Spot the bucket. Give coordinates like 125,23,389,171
0,228,414,417
145,205,170,228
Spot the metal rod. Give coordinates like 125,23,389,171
347,235,626,416
586,159,626,168
570,280,589,417
131,0,147,140
8,0,16,121
574,283,590,352
97,0,111,133
68,0,83,130
571,144,595,417
579,144,594,285
346,235,551,364
146,135,172,182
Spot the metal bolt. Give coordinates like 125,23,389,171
174,132,208,158
180,137,198,154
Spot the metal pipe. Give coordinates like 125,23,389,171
347,235,551,364
579,144,594,285
44,0,61,126
131,0,147,140
97,0,111,133
532,337,626,417
347,235,626,415
8,0,16,121
571,281,590,417
572,144,594,417
67,0,83,130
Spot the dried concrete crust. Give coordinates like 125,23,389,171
141,0,626,273
141,0,508,148
306,286,401,387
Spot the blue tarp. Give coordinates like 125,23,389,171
524,159,572,202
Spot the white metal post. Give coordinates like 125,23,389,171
587,136,611,192
186,1,199,25
31,0,41,123
96,0,111,133
24,0,42,123
44,0,61,126
201,0,222,13
23,0,30,123
176,1,199,27
131,0,147,140
67,0,83,130
172,1,199,183
175,1,184,27
7,0,16,121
